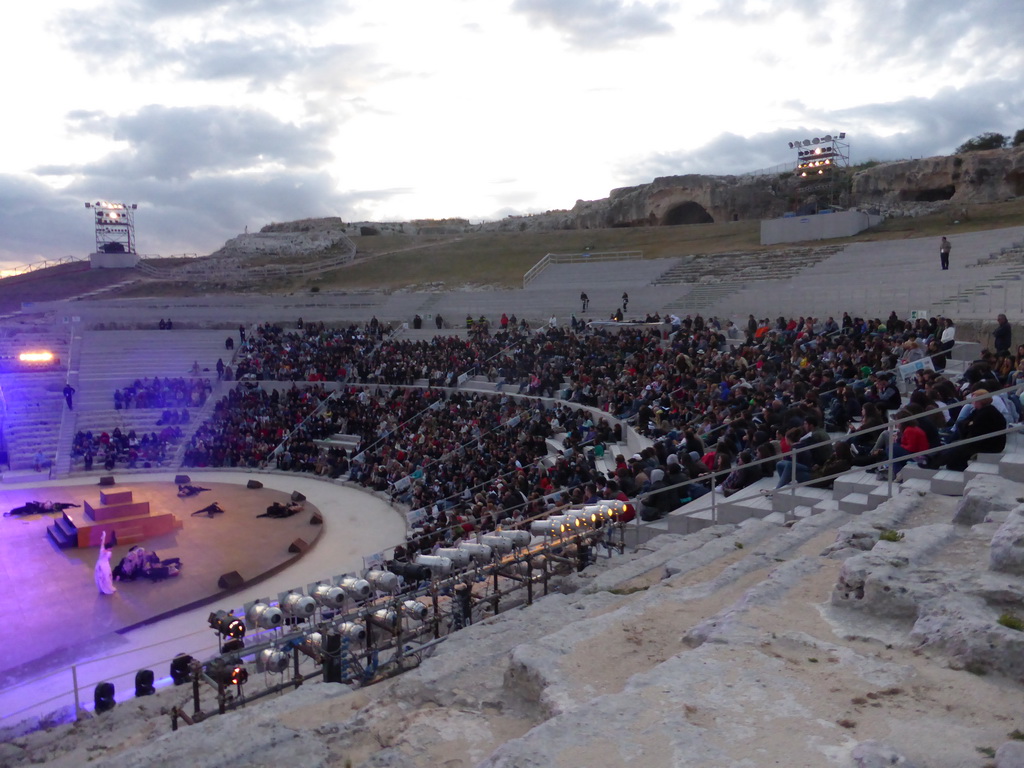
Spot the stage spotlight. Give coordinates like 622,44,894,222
310,582,346,609
338,576,372,601
456,542,492,563
492,529,531,547
134,669,155,697
339,621,366,642
372,608,399,627
244,600,283,630
170,654,193,685
839,132,846,139
230,664,248,686
18,351,54,363
208,610,246,639
280,591,316,619
479,534,514,554
823,134,832,141
435,547,471,568
256,648,289,674
403,600,429,622
802,139,811,146
531,515,572,537
365,569,400,593
414,554,454,576
812,137,820,144
94,682,116,714
388,561,432,582
788,142,794,148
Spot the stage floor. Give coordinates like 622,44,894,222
0,479,323,678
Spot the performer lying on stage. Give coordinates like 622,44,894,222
4,500,80,517
192,501,225,517
177,484,211,497
113,545,182,581
257,500,305,518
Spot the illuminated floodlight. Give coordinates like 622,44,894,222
19,351,54,363
244,600,283,630
208,610,245,639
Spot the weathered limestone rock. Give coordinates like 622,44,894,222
953,478,1020,525
990,507,1024,575
853,146,1024,206
996,740,1024,768
851,739,920,767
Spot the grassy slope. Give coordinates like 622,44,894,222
3,198,1024,306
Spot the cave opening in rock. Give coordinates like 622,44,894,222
662,201,714,225
909,186,956,202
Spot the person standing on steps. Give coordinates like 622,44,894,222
621,291,629,311
580,291,589,312
63,383,75,410
939,236,952,270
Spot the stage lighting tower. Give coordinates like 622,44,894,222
84,200,138,255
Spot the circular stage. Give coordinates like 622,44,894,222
0,472,404,683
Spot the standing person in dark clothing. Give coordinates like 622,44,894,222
621,292,629,311
994,314,1012,357
580,292,589,311
238,324,246,343
63,384,75,410
939,236,951,270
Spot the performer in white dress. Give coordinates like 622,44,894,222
95,530,116,595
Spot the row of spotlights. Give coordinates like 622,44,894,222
788,132,845,149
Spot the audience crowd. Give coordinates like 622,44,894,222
70,310,1022,559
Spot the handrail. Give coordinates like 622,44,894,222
634,381,1024,526
523,250,643,288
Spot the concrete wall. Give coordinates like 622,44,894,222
89,252,140,269
760,210,883,246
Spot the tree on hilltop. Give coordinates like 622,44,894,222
955,132,1008,153
1013,129,1024,148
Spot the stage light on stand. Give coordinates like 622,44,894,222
365,569,400,593
244,600,283,630
337,576,372,601
134,669,155,697
403,600,429,622
435,547,471,568
94,682,116,714
170,654,193,685
208,609,246,639
456,542,492,563
256,648,289,674
414,554,453,576
492,529,531,547
310,582,346,610
479,534,514,554
279,590,316,621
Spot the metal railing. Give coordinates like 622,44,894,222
629,382,1024,534
523,250,643,288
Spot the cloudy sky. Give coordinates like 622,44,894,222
0,0,1021,270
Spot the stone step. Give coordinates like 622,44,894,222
837,491,873,515
717,494,773,524
1000,454,1024,483
931,470,967,496
833,470,883,496
771,486,832,513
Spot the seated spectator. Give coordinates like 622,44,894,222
942,390,1007,471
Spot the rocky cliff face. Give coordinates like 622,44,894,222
484,147,1024,233
852,146,1024,206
